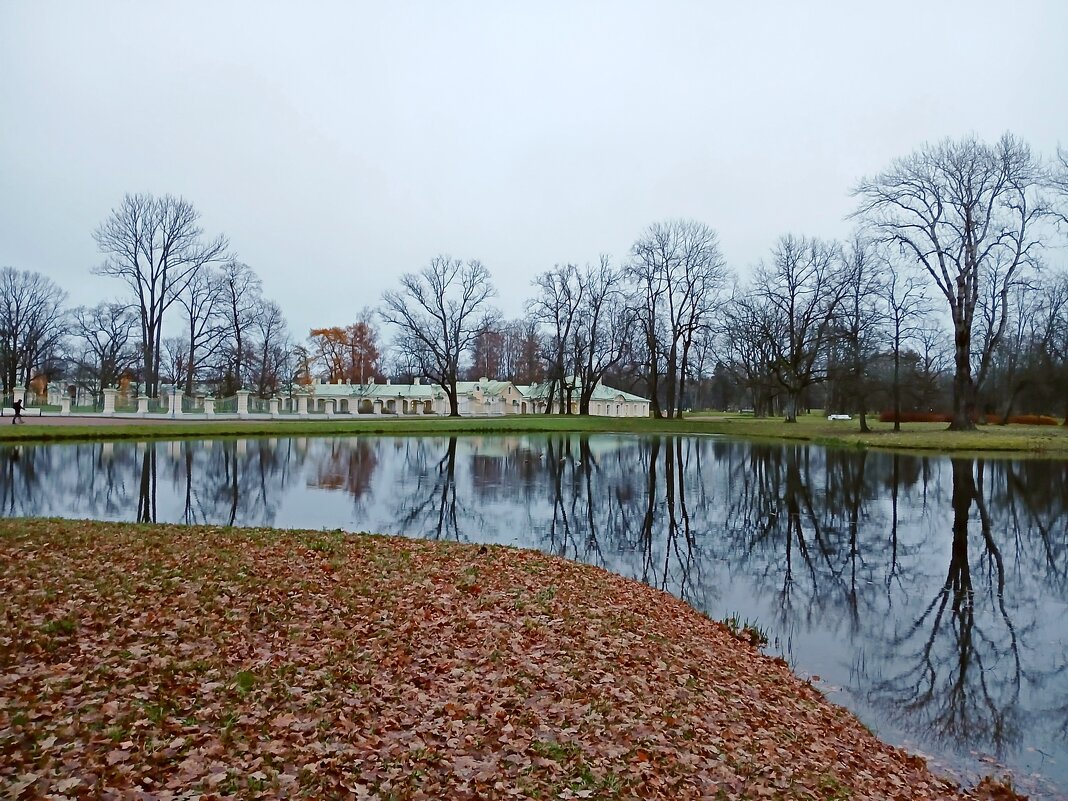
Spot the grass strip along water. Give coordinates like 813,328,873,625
2,412,1068,454
0,520,1020,799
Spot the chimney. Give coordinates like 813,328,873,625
386,378,391,385
413,376,420,385
479,376,488,384
368,377,375,385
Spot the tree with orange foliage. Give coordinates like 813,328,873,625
308,314,381,383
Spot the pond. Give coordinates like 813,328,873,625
2,434,1066,797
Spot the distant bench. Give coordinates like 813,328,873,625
1,407,43,417
826,414,852,421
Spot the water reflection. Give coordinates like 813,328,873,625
1,434,1066,796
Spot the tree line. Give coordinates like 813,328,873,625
3,133,1068,427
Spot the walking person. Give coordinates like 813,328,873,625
11,398,24,424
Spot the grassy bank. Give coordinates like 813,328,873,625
2,412,1068,454
1,519,1004,799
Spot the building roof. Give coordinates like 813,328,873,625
518,379,648,403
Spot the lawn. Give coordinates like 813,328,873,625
2,412,1067,455
0,519,1009,800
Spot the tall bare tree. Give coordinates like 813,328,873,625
532,263,583,414
629,219,728,418
745,235,851,423
0,267,67,394
854,134,1047,429
93,193,228,397
381,256,497,417
883,263,932,431
176,266,226,395
827,238,884,431
574,257,631,414
219,259,262,394
249,300,291,397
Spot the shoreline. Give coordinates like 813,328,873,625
1,412,1067,456
0,519,1020,799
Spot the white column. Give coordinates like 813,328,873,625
12,385,27,404
203,396,216,416
101,387,118,416
297,393,309,417
137,396,150,416
236,389,250,418
60,396,71,415
269,396,280,418
170,387,184,417
324,398,336,418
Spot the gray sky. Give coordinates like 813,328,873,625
2,1,1066,340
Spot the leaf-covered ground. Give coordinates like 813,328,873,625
0,520,1012,800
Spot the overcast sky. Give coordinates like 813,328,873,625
2,1,1066,340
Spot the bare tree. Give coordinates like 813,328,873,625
629,219,728,418
249,300,291,397
380,256,497,417
720,286,780,415
219,259,262,394
827,238,884,431
883,263,933,431
854,134,1047,429
532,264,584,414
0,267,67,394
573,257,632,414
176,266,226,395
70,302,140,395
93,193,228,397
747,235,851,423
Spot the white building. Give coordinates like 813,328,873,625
302,377,650,418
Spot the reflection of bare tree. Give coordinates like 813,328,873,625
864,459,1033,756
137,446,157,522
390,437,480,542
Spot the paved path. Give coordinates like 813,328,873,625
5,415,228,427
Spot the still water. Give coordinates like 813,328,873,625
2,434,1066,797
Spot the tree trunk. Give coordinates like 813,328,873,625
664,344,678,419
892,341,901,432
784,392,798,423
949,320,977,430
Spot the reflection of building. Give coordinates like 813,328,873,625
304,377,650,418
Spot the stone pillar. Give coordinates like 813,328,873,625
269,396,280,418
60,396,71,415
12,386,26,405
203,396,216,416
236,389,251,418
324,398,336,418
166,386,181,416
137,395,150,416
102,387,118,416
297,393,309,418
